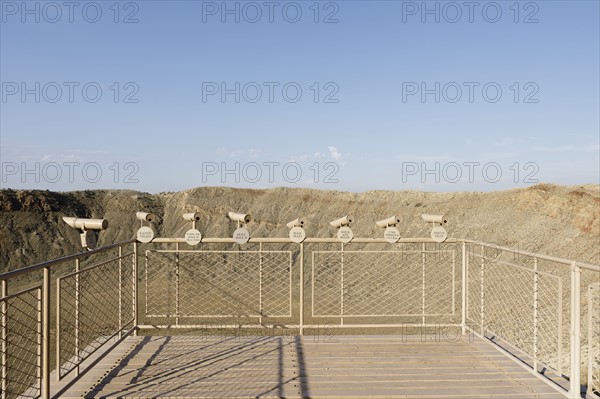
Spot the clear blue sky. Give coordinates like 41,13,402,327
1,0,598,192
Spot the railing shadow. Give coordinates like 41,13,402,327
87,335,303,398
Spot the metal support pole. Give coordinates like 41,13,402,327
2,279,7,399
133,242,138,336
568,262,581,399
175,243,180,326
422,243,426,325
118,246,123,338
259,242,263,327
299,242,304,337
75,259,80,375
533,257,539,372
340,242,344,326
480,245,485,336
587,285,594,391
42,267,50,399
37,287,42,391
461,242,467,335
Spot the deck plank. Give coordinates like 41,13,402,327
53,335,568,399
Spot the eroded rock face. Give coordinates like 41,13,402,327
0,184,599,272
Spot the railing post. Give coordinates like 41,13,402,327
480,245,485,336
569,261,581,399
259,243,263,327
133,242,138,336
175,243,180,327
421,243,426,326
340,242,344,326
461,242,467,335
533,257,538,372
119,246,123,338
2,279,7,399
299,242,304,337
42,267,50,399
74,258,80,377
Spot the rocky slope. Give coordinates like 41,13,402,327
0,183,599,271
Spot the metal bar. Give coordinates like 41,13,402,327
37,287,42,395
133,242,138,336
41,266,50,399
59,252,135,279
0,239,137,280
1,279,7,399
588,284,595,391
461,242,467,335
569,262,581,399
311,250,315,319
533,257,538,372
75,258,80,376
340,242,344,326
119,246,123,339
480,244,485,336
55,278,61,381
145,250,149,320
137,323,464,330
558,277,564,376
451,250,456,316
150,237,460,245
462,239,600,272
470,253,562,279
421,243,426,325
175,243,180,327
259,242,263,327
299,242,304,336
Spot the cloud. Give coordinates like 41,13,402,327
328,146,343,161
217,147,262,158
534,144,599,153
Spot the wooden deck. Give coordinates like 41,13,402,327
52,334,568,399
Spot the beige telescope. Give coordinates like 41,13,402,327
62,217,108,231
286,217,305,229
228,212,252,224
421,214,447,224
183,212,201,222
376,215,401,228
136,212,157,223
330,215,353,228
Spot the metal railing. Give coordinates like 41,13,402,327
589,283,600,397
462,240,600,399
1,235,598,399
0,240,136,399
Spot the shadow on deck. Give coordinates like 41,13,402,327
53,334,569,399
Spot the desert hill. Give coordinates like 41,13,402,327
0,183,599,271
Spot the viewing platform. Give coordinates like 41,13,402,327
1,213,599,398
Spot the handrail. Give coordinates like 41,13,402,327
461,239,600,272
0,239,136,280
150,237,459,244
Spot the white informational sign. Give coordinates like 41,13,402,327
289,227,306,243
384,226,401,244
185,229,202,246
337,226,354,243
233,228,250,244
136,226,154,243
431,226,448,243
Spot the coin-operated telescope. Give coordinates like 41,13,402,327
227,211,252,244
376,215,402,243
135,212,158,243
62,217,108,250
330,215,353,243
287,217,306,243
421,214,448,243
182,212,203,246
